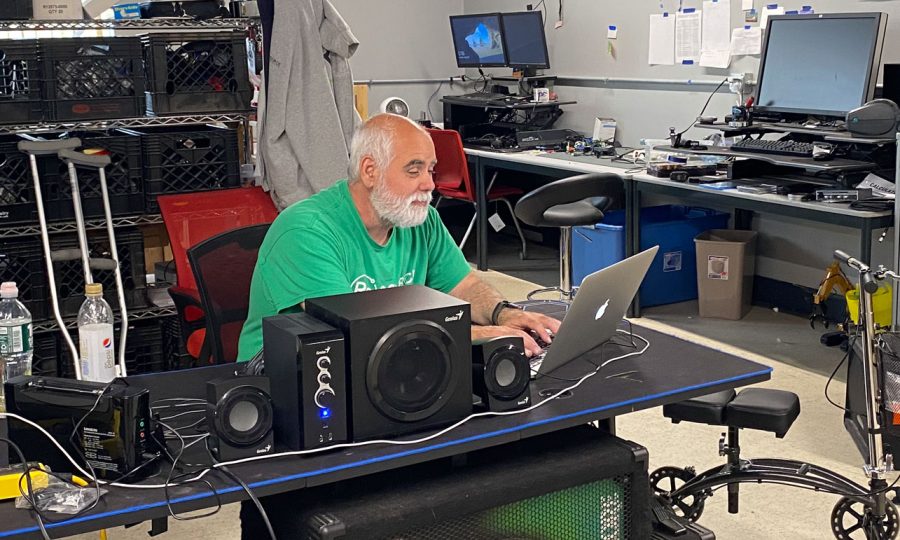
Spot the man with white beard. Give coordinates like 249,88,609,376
237,113,560,362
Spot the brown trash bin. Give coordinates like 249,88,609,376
695,229,758,320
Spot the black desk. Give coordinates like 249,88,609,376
0,326,771,538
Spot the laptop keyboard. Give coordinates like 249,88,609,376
529,337,552,378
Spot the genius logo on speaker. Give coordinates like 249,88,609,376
444,310,464,323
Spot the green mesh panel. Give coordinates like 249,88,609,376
383,476,632,540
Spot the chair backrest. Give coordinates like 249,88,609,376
188,223,270,364
427,128,475,201
158,186,278,292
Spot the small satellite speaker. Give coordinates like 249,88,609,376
472,336,531,412
206,375,275,461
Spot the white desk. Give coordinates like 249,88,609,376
463,147,893,313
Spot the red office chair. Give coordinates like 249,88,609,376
427,128,528,259
158,186,278,364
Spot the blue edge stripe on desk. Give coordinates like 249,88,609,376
1,368,772,537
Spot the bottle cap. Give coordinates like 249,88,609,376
0,282,17,298
85,283,103,296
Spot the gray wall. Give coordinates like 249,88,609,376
332,0,470,121
331,0,898,288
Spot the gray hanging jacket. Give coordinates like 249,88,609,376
258,0,361,210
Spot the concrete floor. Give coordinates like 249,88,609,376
65,270,873,539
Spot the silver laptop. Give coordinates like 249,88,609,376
533,245,659,376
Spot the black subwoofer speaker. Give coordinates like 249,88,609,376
305,285,472,441
206,375,275,461
472,336,531,412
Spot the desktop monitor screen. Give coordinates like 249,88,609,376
754,13,886,118
450,13,507,68
502,11,550,69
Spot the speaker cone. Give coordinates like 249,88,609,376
213,386,273,447
484,346,530,401
367,320,457,422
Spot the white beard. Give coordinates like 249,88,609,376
371,179,432,228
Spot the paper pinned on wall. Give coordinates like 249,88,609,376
607,25,618,39
730,25,762,55
761,4,784,29
648,13,675,65
742,0,753,10
700,0,731,68
675,9,702,64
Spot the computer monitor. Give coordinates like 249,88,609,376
501,11,550,69
753,13,887,118
449,13,507,68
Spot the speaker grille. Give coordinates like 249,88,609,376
379,475,634,540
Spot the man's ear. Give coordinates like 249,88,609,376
359,155,379,189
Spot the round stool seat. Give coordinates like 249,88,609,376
543,197,610,227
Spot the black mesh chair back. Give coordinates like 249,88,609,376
188,223,270,364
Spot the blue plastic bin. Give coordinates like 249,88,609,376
572,205,730,307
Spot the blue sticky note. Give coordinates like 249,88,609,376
767,3,778,8
682,59,694,65
683,7,696,13
663,12,669,17
786,10,798,14
744,25,751,29
609,25,616,30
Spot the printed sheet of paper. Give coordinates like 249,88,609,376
730,26,762,55
648,13,675,65
700,0,731,68
675,10,702,64
742,0,753,10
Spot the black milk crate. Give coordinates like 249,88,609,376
37,131,144,222
0,237,48,322
142,31,252,115
0,134,40,225
0,1,33,20
161,313,193,370
40,37,146,121
49,227,148,317
32,332,59,377
58,318,168,378
0,40,43,124
122,125,240,212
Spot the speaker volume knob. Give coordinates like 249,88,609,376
318,372,332,385
315,388,335,409
317,357,331,369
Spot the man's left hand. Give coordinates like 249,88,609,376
496,308,561,345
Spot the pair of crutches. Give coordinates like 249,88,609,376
17,139,129,381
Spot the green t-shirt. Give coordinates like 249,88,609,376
237,180,472,361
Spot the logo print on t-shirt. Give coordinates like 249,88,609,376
351,271,416,292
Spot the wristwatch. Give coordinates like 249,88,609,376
491,300,524,326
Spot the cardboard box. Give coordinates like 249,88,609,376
32,0,82,19
141,223,173,276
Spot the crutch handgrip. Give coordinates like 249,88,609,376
89,258,118,271
58,149,112,168
49,248,85,262
18,139,81,155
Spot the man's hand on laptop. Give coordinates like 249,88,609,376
471,325,544,357
479,310,562,357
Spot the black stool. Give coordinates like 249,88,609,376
514,173,621,302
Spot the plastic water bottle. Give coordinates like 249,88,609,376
77,283,116,383
0,282,32,410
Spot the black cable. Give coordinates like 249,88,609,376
204,440,277,540
824,337,854,413
674,78,729,138
153,421,222,521
426,80,445,122
2,438,50,540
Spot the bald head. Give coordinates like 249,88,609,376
348,113,430,183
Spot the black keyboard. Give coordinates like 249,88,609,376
731,139,815,157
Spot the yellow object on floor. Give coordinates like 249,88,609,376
846,283,893,327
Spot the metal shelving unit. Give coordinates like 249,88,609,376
0,17,252,32
0,214,163,238
34,305,177,333
0,113,250,135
